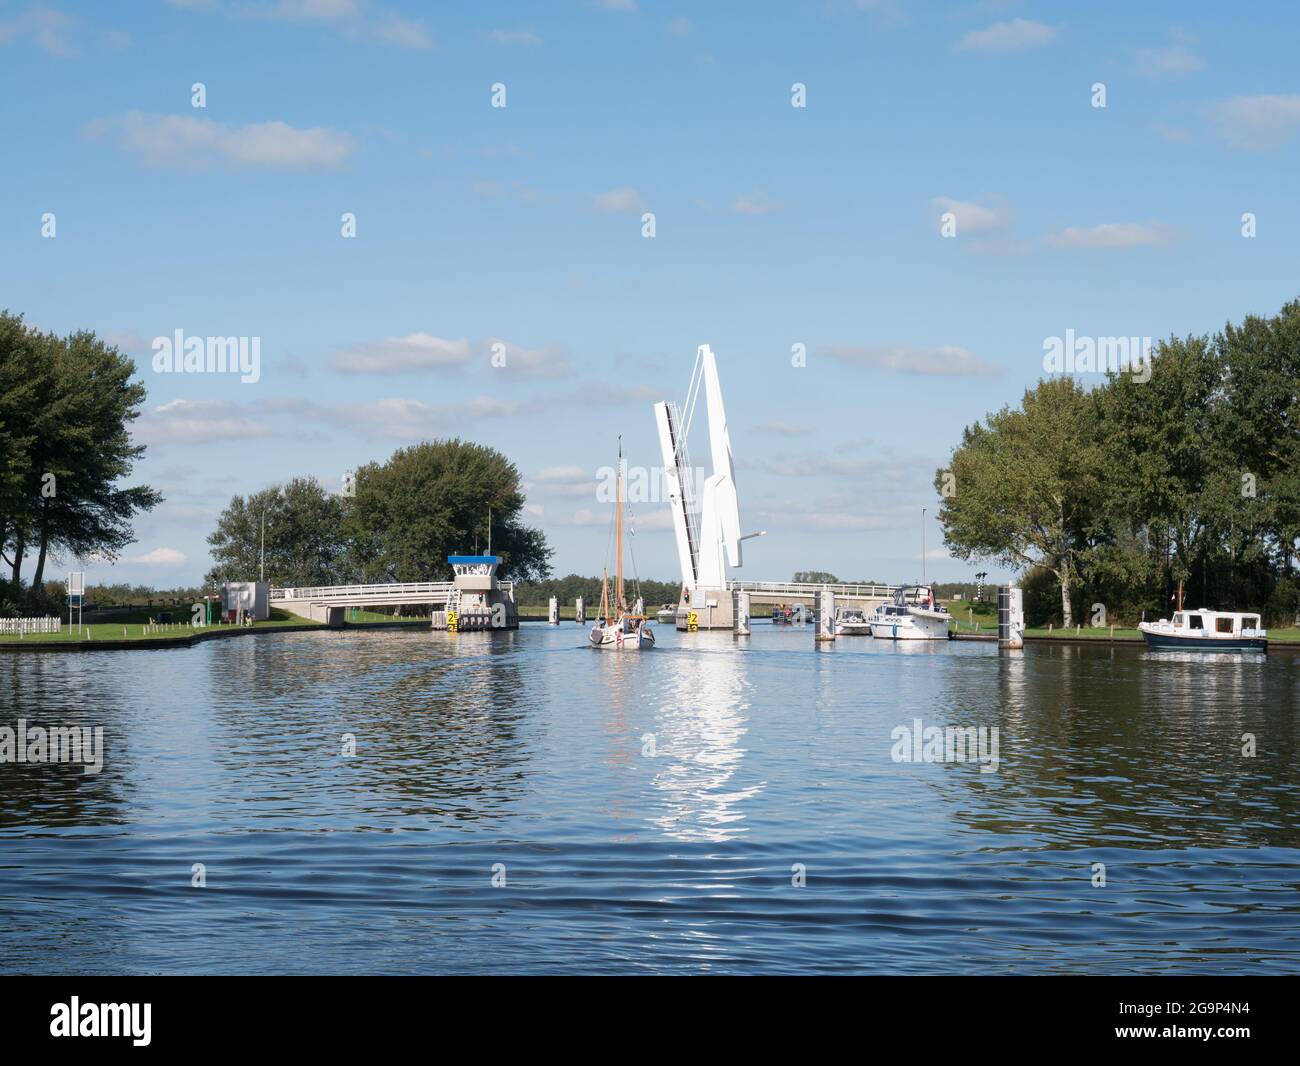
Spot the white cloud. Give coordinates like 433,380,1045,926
536,465,590,483
127,547,189,567
360,10,432,49
172,1,433,50
1047,222,1178,249
822,344,1002,377
955,18,1059,53
1213,95,1300,150
480,338,572,379
329,334,569,377
332,396,532,440
135,399,276,445
931,195,1013,234
1137,30,1204,77
330,333,472,373
730,193,783,215
484,27,541,46
755,420,809,436
528,466,598,499
0,6,77,55
257,0,361,20
592,187,644,213
91,112,353,170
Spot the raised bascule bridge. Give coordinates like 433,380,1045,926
270,345,905,632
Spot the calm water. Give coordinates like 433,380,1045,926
2,624,1298,975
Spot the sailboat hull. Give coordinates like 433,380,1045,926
589,621,656,650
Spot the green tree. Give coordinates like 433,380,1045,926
343,439,551,582
793,570,839,584
936,378,1105,626
0,316,159,607
206,478,348,588
1097,335,1225,611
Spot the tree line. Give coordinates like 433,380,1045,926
0,313,159,615
206,439,552,587
937,298,1300,626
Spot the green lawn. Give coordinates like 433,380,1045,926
341,608,429,623
0,608,318,644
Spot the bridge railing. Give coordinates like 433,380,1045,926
270,581,464,602
729,580,902,598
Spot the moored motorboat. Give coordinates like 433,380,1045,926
868,585,950,640
656,604,677,624
1138,609,1266,652
834,606,872,635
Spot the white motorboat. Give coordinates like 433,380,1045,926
834,606,872,635
1138,608,1266,652
656,604,677,624
869,586,950,641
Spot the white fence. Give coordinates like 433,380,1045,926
0,616,61,634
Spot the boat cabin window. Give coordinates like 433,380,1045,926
1173,613,1183,626
1187,614,1203,630
1244,615,1261,630
1215,617,1234,634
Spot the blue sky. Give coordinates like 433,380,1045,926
3,0,1299,588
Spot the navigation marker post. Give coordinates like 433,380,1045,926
67,571,85,636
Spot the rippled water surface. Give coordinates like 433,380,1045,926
2,624,1298,974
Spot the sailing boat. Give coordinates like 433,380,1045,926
589,440,655,650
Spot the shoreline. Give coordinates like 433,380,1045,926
0,618,430,653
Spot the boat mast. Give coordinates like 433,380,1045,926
616,436,625,612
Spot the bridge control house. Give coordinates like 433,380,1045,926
431,555,519,631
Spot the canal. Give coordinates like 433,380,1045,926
2,624,1297,974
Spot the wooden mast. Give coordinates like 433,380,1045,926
616,436,624,613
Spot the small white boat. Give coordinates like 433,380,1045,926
834,606,872,635
1139,609,1266,652
589,613,656,649
869,586,950,641
656,604,677,624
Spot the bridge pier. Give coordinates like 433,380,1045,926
676,587,734,631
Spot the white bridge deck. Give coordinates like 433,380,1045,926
271,581,511,609
730,581,902,603
270,579,901,612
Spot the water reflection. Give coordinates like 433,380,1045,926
198,629,533,827
648,634,761,842
946,644,1300,850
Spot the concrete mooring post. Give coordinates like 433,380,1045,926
733,589,751,636
998,585,1024,649
548,596,559,625
575,597,585,624
815,586,835,642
